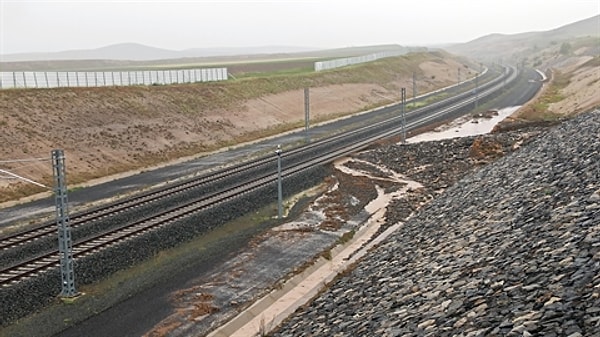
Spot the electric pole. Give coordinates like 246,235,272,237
52,149,77,298
412,72,417,106
304,88,310,143
401,88,407,144
475,73,479,110
275,145,283,219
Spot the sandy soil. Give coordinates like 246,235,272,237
509,44,600,120
0,54,471,203
548,60,600,115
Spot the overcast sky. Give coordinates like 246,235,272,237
1,0,598,54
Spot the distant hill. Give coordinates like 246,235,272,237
0,42,321,63
0,44,418,72
446,14,600,62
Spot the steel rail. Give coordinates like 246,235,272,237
0,66,500,252
0,66,515,287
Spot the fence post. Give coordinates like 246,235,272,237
56,72,60,87
23,72,28,88
44,72,49,88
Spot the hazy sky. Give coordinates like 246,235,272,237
1,0,599,54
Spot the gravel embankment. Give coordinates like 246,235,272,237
141,127,546,337
273,110,600,336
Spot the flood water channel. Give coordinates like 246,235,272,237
408,106,520,143
213,99,523,335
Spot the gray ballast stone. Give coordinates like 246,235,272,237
273,110,600,336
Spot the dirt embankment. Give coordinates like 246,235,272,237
546,56,600,115
509,43,599,122
0,52,475,203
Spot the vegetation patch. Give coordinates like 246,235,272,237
516,70,571,121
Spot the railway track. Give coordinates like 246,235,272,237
0,65,519,288
0,153,280,252
0,66,498,255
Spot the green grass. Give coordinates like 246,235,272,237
408,101,427,110
234,65,315,79
338,229,356,245
404,92,449,111
142,57,315,69
204,54,423,104
67,186,84,193
570,36,600,50
518,71,571,121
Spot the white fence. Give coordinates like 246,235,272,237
314,51,407,72
0,67,228,89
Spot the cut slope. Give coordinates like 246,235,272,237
0,52,476,203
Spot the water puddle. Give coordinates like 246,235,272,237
211,157,422,337
334,157,423,214
408,106,521,143
273,182,338,232
199,106,523,336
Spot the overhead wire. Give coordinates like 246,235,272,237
0,169,49,188
0,157,49,164
0,156,51,188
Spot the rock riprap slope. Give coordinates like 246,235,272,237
273,110,600,337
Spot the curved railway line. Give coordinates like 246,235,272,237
0,65,524,289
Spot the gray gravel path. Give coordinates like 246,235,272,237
273,109,600,337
